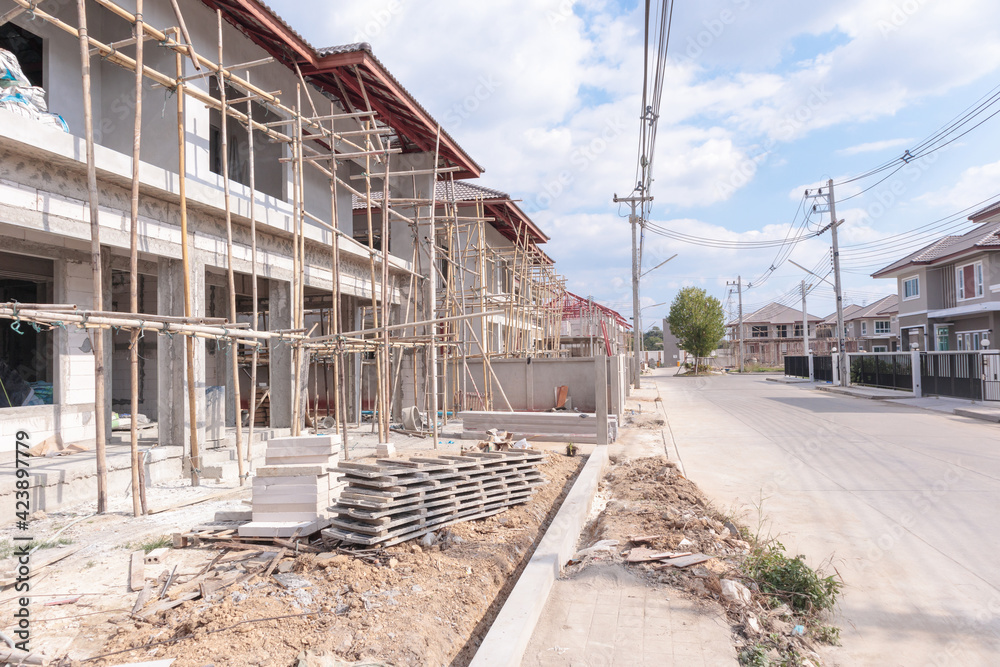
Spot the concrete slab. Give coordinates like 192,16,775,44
237,517,333,538
255,465,327,477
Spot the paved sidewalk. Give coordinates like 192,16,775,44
522,565,737,667
520,382,738,666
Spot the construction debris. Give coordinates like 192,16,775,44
323,450,546,547
237,435,344,539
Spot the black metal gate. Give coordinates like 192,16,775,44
784,356,809,379
920,353,982,401
983,352,1000,402
813,355,833,383
850,353,913,391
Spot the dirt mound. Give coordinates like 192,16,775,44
82,452,585,667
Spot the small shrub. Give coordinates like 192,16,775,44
745,540,841,614
126,535,172,554
0,537,73,560
738,644,769,667
813,624,841,645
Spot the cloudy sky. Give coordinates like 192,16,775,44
270,0,1000,326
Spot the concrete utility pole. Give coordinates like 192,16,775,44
801,279,813,381
613,193,653,389
801,280,810,354
727,276,744,372
806,180,847,386
827,180,847,386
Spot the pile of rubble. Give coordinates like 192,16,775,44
568,456,840,667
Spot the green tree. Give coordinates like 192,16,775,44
643,325,663,351
668,287,725,375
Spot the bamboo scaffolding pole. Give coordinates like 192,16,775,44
328,106,348,459
217,10,246,485
297,98,308,436
290,91,302,436
246,72,260,473
167,0,201,70
127,0,146,517
76,0,108,513
380,141,392,439
176,48,201,487
428,127,441,445
362,123,384,441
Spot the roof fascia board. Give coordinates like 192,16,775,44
231,0,316,65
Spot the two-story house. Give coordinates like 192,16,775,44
814,295,899,352
0,0,564,465
726,302,822,366
873,203,1000,351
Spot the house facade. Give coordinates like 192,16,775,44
814,295,900,352
727,302,822,366
873,204,1000,352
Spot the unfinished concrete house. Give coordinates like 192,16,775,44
0,0,634,521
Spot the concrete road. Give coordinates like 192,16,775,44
651,369,1000,666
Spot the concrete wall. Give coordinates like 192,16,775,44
459,356,626,416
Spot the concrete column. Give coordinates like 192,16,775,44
807,352,815,382
595,355,609,446
268,279,292,428
157,258,185,447
156,258,206,448
100,250,113,439
911,350,922,398
525,359,534,411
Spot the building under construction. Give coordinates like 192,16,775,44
0,0,630,516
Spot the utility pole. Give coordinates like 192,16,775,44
801,279,810,355
801,279,813,381
806,180,846,385
614,193,653,389
727,276,744,372
827,180,847,386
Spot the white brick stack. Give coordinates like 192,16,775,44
237,434,344,538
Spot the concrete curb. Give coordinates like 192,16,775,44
469,447,610,667
954,408,1000,423
796,382,1000,424
815,385,914,400
765,377,817,385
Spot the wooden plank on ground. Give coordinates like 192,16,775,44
129,551,145,592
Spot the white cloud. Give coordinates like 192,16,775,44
264,0,1000,315
836,138,913,156
918,159,1000,211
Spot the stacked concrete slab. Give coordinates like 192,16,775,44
237,434,343,539
459,411,618,444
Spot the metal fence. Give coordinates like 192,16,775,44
849,353,913,391
813,355,833,383
920,352,982,401
784,356,810,379
984,352,1000,402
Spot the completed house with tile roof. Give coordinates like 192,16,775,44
814,295,900,352
873,203,1000,351
726,302,822,366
